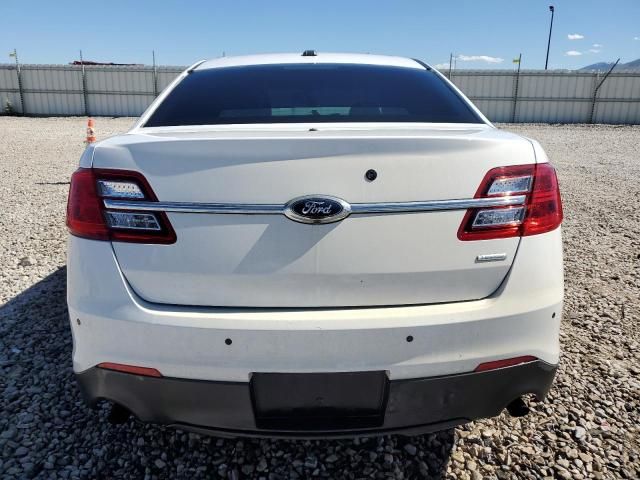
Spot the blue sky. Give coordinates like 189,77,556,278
1,0,639,69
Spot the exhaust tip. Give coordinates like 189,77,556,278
506,397,530,417
107,403,132,425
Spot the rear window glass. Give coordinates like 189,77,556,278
145,63,482,126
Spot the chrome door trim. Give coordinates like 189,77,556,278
103,195,526,216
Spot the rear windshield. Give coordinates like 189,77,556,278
145,63,482,126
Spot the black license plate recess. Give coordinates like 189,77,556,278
251,371,389,430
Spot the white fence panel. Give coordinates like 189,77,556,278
451,71,517,122
0,66,23,113
20,66,84,115
157,68,183,91
24,92,84,116
518,99,591,124
88,93,153,117
1,64,639,123
472,99,513,123
594,75,640,124
453,71,516,98
85,67,154,116
514,73,590,123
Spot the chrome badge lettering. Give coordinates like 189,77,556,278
284,195,352,224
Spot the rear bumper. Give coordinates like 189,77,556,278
67,230,563,382
77,360,557,438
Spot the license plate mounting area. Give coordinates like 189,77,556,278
250,371,389,431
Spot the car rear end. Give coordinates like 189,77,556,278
66,53,563,437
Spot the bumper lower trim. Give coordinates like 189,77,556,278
76,360,557,438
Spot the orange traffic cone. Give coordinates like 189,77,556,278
86,118,96,144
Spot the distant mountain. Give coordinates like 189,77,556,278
623,58,640,70
579,58,640,72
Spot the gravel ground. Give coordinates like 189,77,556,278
1,117,639,479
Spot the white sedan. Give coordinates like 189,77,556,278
66,51,563,437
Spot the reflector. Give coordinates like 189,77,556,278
98,362,162,377
474,356,538,372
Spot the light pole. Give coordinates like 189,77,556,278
545,5,555,70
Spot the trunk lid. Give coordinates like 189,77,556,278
93,124,534,307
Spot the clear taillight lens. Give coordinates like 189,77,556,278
458,163,562,241
486,175,532,195
472,207,525,228
105,211,161,230
67,169,176,244
97,180,145,198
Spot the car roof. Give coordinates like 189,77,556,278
195,52,426,71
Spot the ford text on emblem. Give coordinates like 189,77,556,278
284,195,352,224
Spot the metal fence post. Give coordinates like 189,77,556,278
589,59,619,124
589,72,599,123
511,54,522,123
152,51,159,97
79,50,89,116
10,49,26,114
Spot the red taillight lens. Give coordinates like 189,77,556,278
458,163,562,241
66,169,110,241
66,168,176,244
522,163,563,236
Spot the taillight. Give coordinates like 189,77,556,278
458,163,562,241
66,168,176,244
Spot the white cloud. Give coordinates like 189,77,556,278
433,63,450,70
456,55,504,64
568,33,585,40
592,43,603,48
588,49,601,54
565,50,583,56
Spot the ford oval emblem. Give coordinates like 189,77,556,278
284,195,352,224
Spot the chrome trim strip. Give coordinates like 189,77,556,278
103,199,283,214
104,195,526,216
350,196,526,214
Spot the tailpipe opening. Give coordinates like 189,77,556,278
506,397,530,417
107,403,132,425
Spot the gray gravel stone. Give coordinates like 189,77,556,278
404,443,417,456
14,446,28,457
